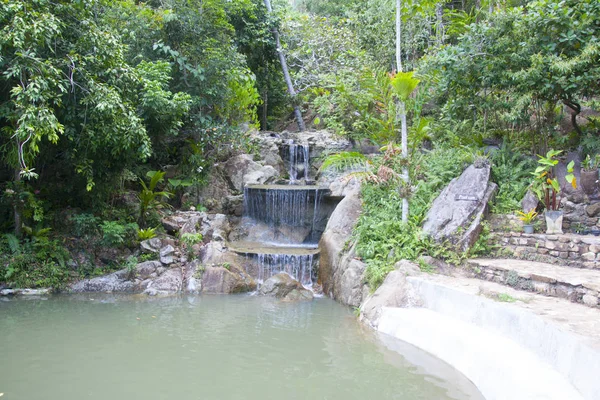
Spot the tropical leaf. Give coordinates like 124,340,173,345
390,71,420,101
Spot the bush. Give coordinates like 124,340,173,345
100,221,139,247
71,213,100,238
1,236,71,289
352,145,476,288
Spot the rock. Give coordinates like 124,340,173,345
395,260,422,275
521,190,539,213
161,211,207,235
159,245,175,265
145,268,183,294
244,165,279,187
200,266,256,294
200,241,243,266
586,203,600,217
328,176,361,197
360,263,422,328
69,271,134,293
136,261,162,279
140,238,162,254
0,288,51,296
194,171,232,213
318,186,367,307
259,273,313,301
223,154,279,192
204,214,230,241
222,195,244,217
422,162,497,251
582,294,598,307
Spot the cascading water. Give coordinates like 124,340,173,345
286,140,310,184
254,253,315,287
243,185,324,243
232,142,336,288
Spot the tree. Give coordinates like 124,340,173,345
263,0,305,131
395,0,409,223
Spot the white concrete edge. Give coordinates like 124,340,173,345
378,306,584,400
406,277,600,400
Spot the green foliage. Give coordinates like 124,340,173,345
489,144,537,213
0,236,70,289
137,228,157,241
124,256,138,279
390,72,420,102
353,146,476,288
320,152,370,174
138,171,172,227
101,221,138,248
181,232,203,257
71,213,100,238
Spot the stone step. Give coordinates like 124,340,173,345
468,258,600,308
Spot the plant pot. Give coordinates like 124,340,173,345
523,224,534,234
545,210,563,234
580,169,598,195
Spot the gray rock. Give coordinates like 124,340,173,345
586,203,600,217
69,271,134,293
422,162,497,251
135,261,162,279
223,154,279,192
360,262,422,328
200,266,257,294
140,238,162,254
161,211,205,235
0,288,51,296
259,273,313,301
582,294,598,307
318,186,367,307
159,245,175,265
521,190,539,213
145,268,183,293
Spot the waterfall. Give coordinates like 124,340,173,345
232,141,337,288
243,186,325,244
287,141,310,184
253,253,316,287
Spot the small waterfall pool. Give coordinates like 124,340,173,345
0,295,484,400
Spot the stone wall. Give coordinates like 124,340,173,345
493,232,600,269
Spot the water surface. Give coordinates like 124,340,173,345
0,295,483,400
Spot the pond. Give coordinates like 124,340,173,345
0,295,483,400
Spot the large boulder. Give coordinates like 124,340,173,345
259,273,313,301
422,161,497,251
69,270,134,293
223,154,279,192
144,268,183,295
318,186,368,307
200,265,257,294
360,261,421,328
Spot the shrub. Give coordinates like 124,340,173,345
101,221,138,247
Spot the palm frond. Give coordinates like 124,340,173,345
319,152,371,174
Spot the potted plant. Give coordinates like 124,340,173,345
530,150,576,234
580,155,598,195
517,210,537,234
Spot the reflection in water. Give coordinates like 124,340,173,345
0,295,483,400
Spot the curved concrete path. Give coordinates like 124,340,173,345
373,275,600,400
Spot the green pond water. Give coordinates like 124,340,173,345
0,295,483,400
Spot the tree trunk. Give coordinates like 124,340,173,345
435,2,444,45
263,0,305,132
396,0,409,223
13,167,22,238
563,99,582,136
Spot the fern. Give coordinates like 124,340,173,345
3,233,20,254
319,152,371,174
